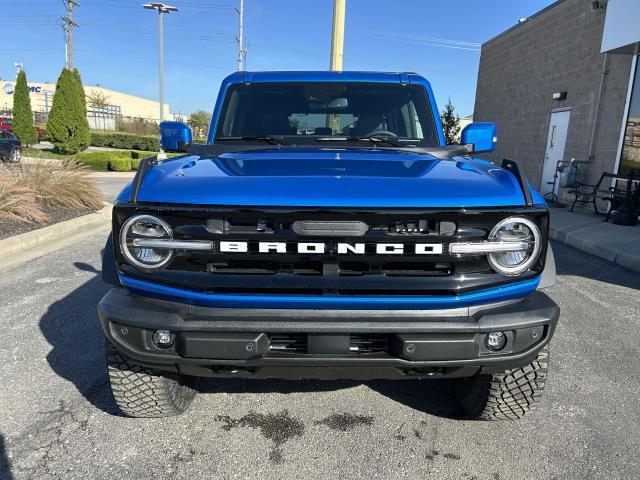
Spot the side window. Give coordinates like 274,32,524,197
0,131,6,139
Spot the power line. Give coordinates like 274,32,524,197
353,29,481,52
74,47,228,70
79,20,232,43
82,0,234,14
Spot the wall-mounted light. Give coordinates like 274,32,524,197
552,92,567,101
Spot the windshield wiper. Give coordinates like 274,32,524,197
217,135,288,145
316,135,404,147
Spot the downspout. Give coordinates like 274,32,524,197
587,53,609,161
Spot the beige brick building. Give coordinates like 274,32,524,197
0,80,171,124
473,0,640,199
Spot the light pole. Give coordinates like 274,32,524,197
43,89,54,122
143,2,177,159
329,0,346,71
328,0,346,132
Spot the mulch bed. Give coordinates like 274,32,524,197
0,205,98,240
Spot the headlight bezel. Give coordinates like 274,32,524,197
119,214,175,271
486,216,542,276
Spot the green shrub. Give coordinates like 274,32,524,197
75,151,122,170
73,150,158,171
109,158,132,171
90,131,159,151
47,68,90,154
75,155,110,171
13,70,38,145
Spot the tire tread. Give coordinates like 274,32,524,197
454,346,549,421
106,343,195,418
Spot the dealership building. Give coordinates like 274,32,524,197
473,0,640,199
0,79,171,127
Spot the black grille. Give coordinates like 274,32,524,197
267,334,388,355
115,205,548,296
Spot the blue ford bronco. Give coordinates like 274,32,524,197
98,71,559,419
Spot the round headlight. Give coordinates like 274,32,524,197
120,214,174,271
487,217,541,275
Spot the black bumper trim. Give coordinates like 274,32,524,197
98,288,559,378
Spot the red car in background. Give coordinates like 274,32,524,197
0,117,41,141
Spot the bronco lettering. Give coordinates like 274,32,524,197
218,241,445,255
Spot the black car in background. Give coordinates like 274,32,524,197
0,130,21,163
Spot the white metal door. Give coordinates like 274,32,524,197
541,110,571,198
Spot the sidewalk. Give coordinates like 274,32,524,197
549,206,640,273
90,171,135,204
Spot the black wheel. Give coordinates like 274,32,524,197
8,147,21,163
452,345,549,420
106,342,197,418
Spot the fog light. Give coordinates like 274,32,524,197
152,329,174,348
485,332,506,351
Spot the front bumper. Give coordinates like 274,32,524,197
98,288,559,380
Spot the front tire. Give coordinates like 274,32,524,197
452,345,549,420
9,147,21,163
106,342,197,418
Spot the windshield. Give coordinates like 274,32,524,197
215,82,439,147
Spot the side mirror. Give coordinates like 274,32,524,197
460,122,497,153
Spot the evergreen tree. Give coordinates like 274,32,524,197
71,68,91,150
12,70,38,145
440,98,461,145
46,68,90,154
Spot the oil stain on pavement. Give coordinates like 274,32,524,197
215,410,304,464
314,413,374,432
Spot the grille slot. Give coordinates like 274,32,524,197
269,334,307,353
380,262,453,277
207,261,323,276
350,334,389,353
387,220,456,236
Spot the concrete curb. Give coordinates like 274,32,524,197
549,209,640,274
0,204,112,273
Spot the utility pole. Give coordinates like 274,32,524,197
143,3,178,159
235,0,247,71
61,0,79,69
329,0,346,71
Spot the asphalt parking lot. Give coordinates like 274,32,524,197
0,234,639,479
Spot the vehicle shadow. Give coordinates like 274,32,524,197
199,378,359,395
551,240,640,291
38,262,120,416
0,433,13,480
198,378,460,419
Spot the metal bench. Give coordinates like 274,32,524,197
568,171,640,223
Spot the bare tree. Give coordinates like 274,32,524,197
86,90,110,111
